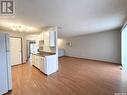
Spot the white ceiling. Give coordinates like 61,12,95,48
0,0,127,37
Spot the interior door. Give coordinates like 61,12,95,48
10,38,22,66
0,34,8,94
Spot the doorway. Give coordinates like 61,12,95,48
27,40,36,62
10,37,22,66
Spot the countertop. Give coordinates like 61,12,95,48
33,52,56,57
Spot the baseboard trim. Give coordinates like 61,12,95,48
11,62,27,67
63,56,121,65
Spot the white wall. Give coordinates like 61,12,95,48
58,39,65,48
25,34,40,42
60,30,121,64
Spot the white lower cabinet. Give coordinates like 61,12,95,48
32,54,57,75
32,54,36,66
32,55,42,70
35,56,40,69
39,57,45,73
44,55,57,75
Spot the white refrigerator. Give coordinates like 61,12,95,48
0,33,12,95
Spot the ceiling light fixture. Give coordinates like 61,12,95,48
11,25,32,32
0,21,40,33
25,27,30,32
18,26,23,31
12,26,16,31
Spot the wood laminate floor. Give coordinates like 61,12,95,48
5,57,127,95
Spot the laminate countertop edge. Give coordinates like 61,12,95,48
32,52,56,57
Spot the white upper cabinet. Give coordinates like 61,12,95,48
49,31,56,47
39,32,44,40
39,32,44,48
43,32,50,47
43,31,56,47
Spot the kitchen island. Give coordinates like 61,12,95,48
32,52,58,75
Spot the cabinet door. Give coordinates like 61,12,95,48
39,32,44,40
49,32,56,47
34,55,38,68
39,40,44,48
43,32,49,46
32,55,35,65
39,57,45,72
36,56,40,69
